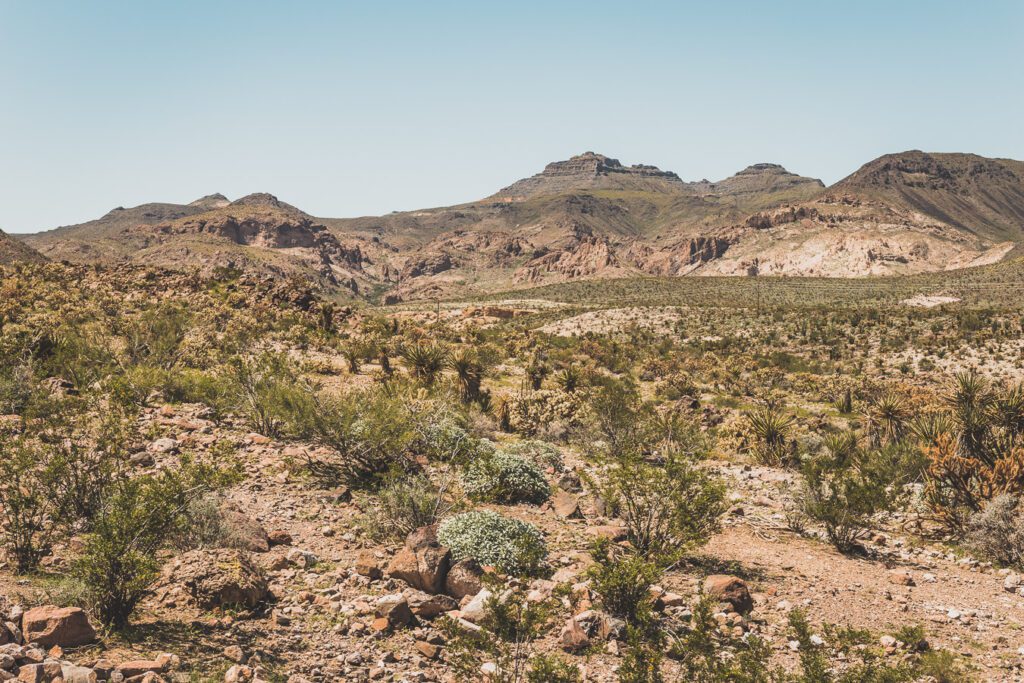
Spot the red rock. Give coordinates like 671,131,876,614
703,575,754,614
415,640,441,660
21,606,96,648
116,660,164,677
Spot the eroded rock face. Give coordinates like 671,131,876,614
20,606,95,648
399,253,453,281
165,549,269,609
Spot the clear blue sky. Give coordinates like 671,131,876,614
2,0,1022,233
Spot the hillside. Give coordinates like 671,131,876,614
0,228,46,265
23,193,372,295
19,150,1024,300
686,151,1024,277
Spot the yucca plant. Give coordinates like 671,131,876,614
526,356,550,391
747,405,795,466
401,342,449,387
554,364,583,393
448,347,484,404
865,392,910,447
340,339,364,374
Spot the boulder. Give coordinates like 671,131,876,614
355,550,383,580
20,606,95,648
407,592,458,619
551,490,582,519
116,660,164,677
219,507,270,553
445,559,484,600
560,617,590,651
703,575,753,614
165,549,268,609
460,589,492,623
375,594,413,629
387,528,450,594
60,664,97,683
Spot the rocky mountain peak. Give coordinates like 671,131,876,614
735,163,790,176
231,193,288,209
189,193,231,210
541,152,681,181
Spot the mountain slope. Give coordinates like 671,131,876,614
0,229,46,265
18,150,1024,299
690,151,1024,277
24,194,371,293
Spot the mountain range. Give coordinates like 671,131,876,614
11,150,1024,300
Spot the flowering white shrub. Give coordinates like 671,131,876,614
461,449,550,504
503,440,564,472
437,510,547,575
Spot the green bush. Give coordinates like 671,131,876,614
799,435,897,553
461,449,550,505
439,581,572,682
437,510,547,575
587,539,661,625
359,474,459,541
0,436,59,573
598,449,726,560
74,456,236,629
290,387,420,487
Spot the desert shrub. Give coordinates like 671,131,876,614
783,610,959,682
74,457,235,628
437,510,547,575
965,493,1024,566
160,368,231,413
670,593,777,683
0,436,60,573
503,439,564,471
439,582,572,683
411,405,481,463
289,386,420,487
359,474,459,541
44,407,135,525
525,655,581,683
0,362,36,414
462,449,550,505
587,539,661,625
118,303,190,370
799,439,896,553
597,448,725,560
226,352,314,437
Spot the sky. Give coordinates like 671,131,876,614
1,1,1022,234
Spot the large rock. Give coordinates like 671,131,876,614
445,559,483,600
387,527,450,595
703,575,753,614
60,663,98,683
219,506,270,553
165,549,268,609
375,594,413,629
20,606,95,648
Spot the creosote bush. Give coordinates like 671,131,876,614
437,510,547,576
359,474,459,541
